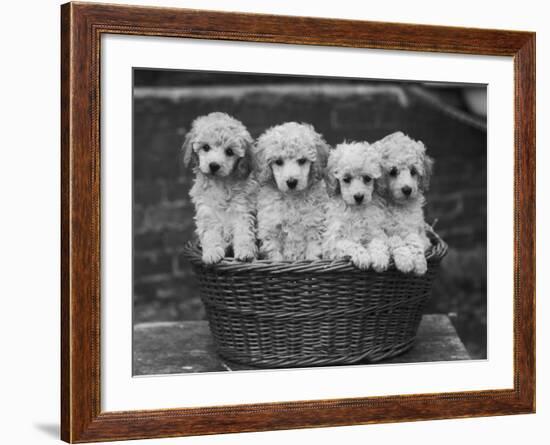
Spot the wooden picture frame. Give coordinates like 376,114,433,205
61,2,535,442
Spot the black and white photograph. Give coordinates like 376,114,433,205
132,68,487,375
2,0,545,442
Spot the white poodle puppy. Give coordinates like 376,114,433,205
374,131,434,275
254,122,329,261
183,112,257,264
322,142,390,271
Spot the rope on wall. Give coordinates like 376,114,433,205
408,85,487,132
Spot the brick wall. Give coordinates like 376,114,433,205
133,81,487,357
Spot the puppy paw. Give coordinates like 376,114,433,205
412,255,428,275
202,247,225,264
393,249,415,273
267,251,284,262
351,251,371,270
234,244,257,262
305,244,322,261
370,251,390,272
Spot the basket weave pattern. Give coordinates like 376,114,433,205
183,235,447,368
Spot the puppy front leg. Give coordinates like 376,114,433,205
200,229,225,264
258,219,283,261
233,213,257,262
260,236,283,261
404,232,428,275
389,235,415,273
336,240,371,270
305,234,323,261
367,231,390,272
304,209,325,260
195,210,225,264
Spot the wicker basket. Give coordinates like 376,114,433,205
183,231,447,369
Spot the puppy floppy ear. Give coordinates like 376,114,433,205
182,129,198,168
316,144,330,181
373,159,389,198
325,167,340,197
254,130,277,185
309,133,330,183
373,175,388,198
370,139,392,199
240,132,254,179
257,158,274,185
324,148,341,196
234,149,253,179
421,154,434,191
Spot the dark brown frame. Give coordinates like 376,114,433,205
61,2,536,442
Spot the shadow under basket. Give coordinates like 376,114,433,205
183,232,448,369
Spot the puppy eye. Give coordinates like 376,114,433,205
225,148,234,156
202,144,211,152
363,175,372,183
410,167,418,176
342,176,352,184
274,159,284,166
297,158,307,166
389,167,398,177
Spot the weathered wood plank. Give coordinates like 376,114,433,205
133,314,470,376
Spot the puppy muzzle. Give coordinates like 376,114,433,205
286,178,298,190
209,162,221,174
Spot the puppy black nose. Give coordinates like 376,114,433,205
354,194,364,204
209,162,220,173
286,179,298,189
402,186,412,196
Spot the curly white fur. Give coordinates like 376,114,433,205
322,142,390,271
254,122,329,261
373,131,434,275
182,112,257,264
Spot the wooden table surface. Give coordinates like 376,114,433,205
133,314,470,375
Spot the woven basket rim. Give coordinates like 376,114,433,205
182,228,448,274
